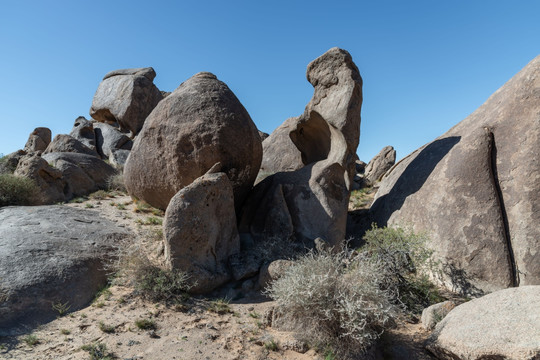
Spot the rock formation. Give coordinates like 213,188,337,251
69,116,97,151
0,206,128,335
23,127,51,153
240,48,362,248
364,145,396,185
426,286,540,359
13,153,65,204
163,171,240,294
90,67,163,136
93,122,133,164
44,134,99,157
371,55,540,294
124,72,262,211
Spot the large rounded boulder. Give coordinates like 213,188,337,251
124,72,262,211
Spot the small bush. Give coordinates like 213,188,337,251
0,174,38,207
106,173,126,193
23,334,39,346
266,248,398,358
52,301,71,317
207,298,232,314
81,342,115,360
362,225,442,313
98,321,115,334
135,318,156,330
89,190,109,200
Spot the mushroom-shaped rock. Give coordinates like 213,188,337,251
163,172,240,294
124,72,262,211
90,67,163,136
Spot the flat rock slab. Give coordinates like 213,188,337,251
426,286,540,359
0,206,129,335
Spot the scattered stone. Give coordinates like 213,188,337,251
90,67,163,136
0,205,129,335
163,172,240,294
124,72,262,211
426,286,540,359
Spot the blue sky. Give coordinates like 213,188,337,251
1,1,539,162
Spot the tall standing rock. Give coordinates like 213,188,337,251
163,171,240,294
371,55,540,294
240,48,362,248
260,48,362,186
124,72,262,211
90,67,163,136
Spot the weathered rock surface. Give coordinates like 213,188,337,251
93,122,132,160
421,301,456,331
42,152,116,198
0,205,129,335
240,48,361,249
124,72,262,211
259,117,304,175
0,150,26,174
371,55,540,294
44,134,99,157
69,116,97,151
364,145,396,185
426,286,540,359
240,160,350,247
90,67,163,136
13,153,65,204
163,171,240,294
23,127,51,153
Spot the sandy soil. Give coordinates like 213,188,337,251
0,193,436,360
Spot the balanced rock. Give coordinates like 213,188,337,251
124,72,262,211
14,153,65,204
371,55,540,294
44,134,99,157
163,171,240,294
90,67,163,136
23,127,51,153
42,152,116,198
240,48,362,248
0,205,128,335
364,145,396,185
426,286,540,359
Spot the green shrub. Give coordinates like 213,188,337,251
0,174,38,207
135,318,156,330
362,225,442,313
81,342,115,360
266,248,398,358
23,334,39,346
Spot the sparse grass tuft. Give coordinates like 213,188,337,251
106,173,126,193
136,216,163,226
85,203,95,208
98,321,115,333
207,298,232,314
23,334,39,346
349,187,373,210
134,201,164,216
264,339,279,351
135,318,156,330
52,301,71,317
70,196,87,204
81,342,115,360
89,190,109,200
60,329,71,335
0,174,38,207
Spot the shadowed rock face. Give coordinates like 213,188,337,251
124,72,262,211
0,206,129,335
241,48,362,248
371,55,540,294
23,127,51,153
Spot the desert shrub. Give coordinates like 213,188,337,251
114,244,191,302
266,248,399,358
135,318,156,330
106,173,126,193
81,342,115,360
0,174,38,207
362,224,442,313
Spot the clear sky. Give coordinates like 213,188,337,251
1,1,539,162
